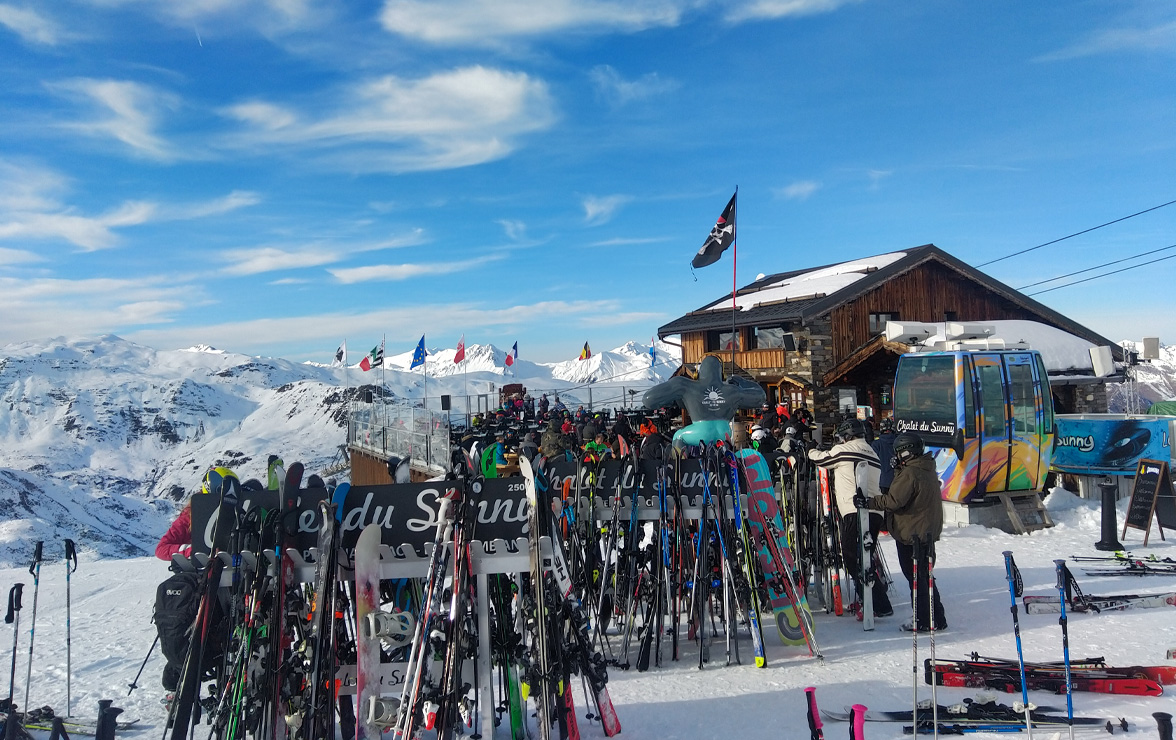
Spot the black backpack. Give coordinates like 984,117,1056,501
154,571,205,671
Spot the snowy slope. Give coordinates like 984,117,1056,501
0,336,678,566
4,491,1174,740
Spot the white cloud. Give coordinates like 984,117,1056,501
218,230,429,275
1037,19,1176,61
725,0,863,23
590,236,668,247
0,3,64,45
0,274,199,341
126,298,642,351
0,161,263,250
221,66,556,172
380,0,684,45
867,169,892,190
0,247,41,265
589,65,679,106
79,0,325,36
498,219,527,241
773,180,821,200
49,78,181,160
582,194,631,226
329,254,504,283
220,245,341,275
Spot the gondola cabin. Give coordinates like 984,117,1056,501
890,341,1054,504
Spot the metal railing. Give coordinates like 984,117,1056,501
347,398,452,473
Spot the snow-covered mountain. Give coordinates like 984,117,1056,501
1108,340,1176,412
0,335,678,566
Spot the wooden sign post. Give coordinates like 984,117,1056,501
1122,458,1176,546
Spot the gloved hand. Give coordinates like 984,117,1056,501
852,492,868,510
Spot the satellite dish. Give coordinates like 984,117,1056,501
884,321,938,345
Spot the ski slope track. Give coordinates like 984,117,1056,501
0,335,678,566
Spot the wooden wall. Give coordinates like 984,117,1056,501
830,261,1034,364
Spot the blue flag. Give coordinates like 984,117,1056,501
410,335,426,369
649,338,656,367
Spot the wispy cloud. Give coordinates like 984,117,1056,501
48,78,181,160
1037,19,1176,61
220,66,557,172
589,65,679,106
589,236,668,247
867,169,891,190
582,194,631,226
219,229,428,275
0,3,65,45
725,0,864,23
498,219,527,241
0,247,41,265
773,180,821,200
126,298,638,351
81,0,328,37
380,0,684,45
0,273,199,341
329,254,504,283
0,161,261,250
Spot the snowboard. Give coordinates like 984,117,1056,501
354,524,383,740
737,448,815,650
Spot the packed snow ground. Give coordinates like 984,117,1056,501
2,491,1174,740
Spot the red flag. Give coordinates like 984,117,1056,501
454,334,465,364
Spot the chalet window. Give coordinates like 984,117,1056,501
944,310,958,322
705,330,741,352
869,311,900,335
753,326,793,350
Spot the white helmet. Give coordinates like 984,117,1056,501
751,428,767,441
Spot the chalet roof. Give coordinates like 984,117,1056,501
658,244,1122,358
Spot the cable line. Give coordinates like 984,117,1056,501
1017,242,1176,290
1026,252,1176,296
978,197,1176,267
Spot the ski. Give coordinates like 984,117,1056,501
1023,592,1176,614
821,703,1098,726
855,461,874,631
928,659,1165,696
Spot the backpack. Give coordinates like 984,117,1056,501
154,571,205,671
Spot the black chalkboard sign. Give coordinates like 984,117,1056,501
1122,458,1174,546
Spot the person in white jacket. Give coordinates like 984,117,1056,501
808,418,893,618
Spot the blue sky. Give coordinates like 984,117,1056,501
1,1,1174,363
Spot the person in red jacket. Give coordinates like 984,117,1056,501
155,503,193,561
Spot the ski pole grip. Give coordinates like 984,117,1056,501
30,541,44,574
5,583,22,622
65,539,78,572
1053,559,1066,590
1154,712,1173,740
850,704,867,740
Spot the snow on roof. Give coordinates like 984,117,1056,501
713,251,908,312
922,319,1101,373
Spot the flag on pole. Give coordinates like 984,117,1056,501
333,340,346,367
579,342,591,361
454,334,465,364
360,340,384,371
649,337,656,367
504,342,517,367
691,190,737,269
410,335,426,369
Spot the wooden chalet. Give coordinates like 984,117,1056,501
658,244,1121,422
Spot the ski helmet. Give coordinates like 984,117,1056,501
892,432,925,467
878,417,895,434
835,418,866,441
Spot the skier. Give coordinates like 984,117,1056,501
855,431,948,632
871,417,897,494
540,420,566,459
155,467,239,561
808,418,894,618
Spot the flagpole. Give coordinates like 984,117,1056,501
731,185,738,380
380,333,386,401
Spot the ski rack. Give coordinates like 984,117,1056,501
169,491,752,739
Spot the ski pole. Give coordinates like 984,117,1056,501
911,538,920,734
23,542,44,721
1002,551,1033,740
1054,560,1075,740
5,584,23,708
850,704,867,740
927,541,937,740
64,540,77,716
126,634,158,696
804,686,824,740
1154,712,1173,740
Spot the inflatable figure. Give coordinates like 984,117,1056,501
642,355,767,447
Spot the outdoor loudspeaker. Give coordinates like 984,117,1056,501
441,394,451,411
945,322,996,341
884,321,938,345
1143,337,1160,360
1089,346,1114,377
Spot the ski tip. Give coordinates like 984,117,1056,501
755,657,766,668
